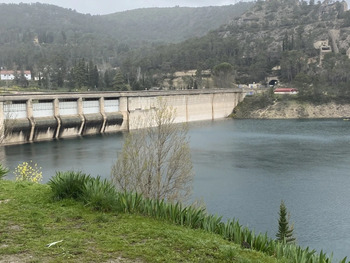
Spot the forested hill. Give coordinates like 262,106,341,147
136,0,350,74
103,5,253,43
0,2,252,70
132,0,350,100
3,0,350,100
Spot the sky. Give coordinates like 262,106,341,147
0,0,242,15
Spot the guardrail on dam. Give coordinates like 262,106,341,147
0,89,245,145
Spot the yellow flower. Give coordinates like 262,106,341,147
14,161,42,183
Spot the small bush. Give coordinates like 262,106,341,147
14,161,42,183
0,164,9,179
49,171,119,212
49,171,93,200
83,176,118,212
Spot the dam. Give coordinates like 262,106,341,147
0,89,245,145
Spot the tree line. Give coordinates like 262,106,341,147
2,0,350,101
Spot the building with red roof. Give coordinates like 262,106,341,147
0,70,31,81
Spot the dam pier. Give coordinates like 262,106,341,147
0,89,245,145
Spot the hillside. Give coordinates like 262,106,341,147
103,4,253,43
233,96,350,119
219,0,350,63
0,180,280,262
138,0,350,70
132,0,350,100
0,3,251,70
2,0,350,98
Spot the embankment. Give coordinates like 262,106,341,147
233,99,350,119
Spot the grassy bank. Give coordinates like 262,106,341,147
0,180,281,263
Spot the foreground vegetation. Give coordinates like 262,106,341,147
1,170,348,262
0,179,280,262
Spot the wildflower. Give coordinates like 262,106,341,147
14,161,42,183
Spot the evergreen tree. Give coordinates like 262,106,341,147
17,69,29,88
103,70,114,90
38,72,42,87
213,62,235,89
112,70,129,91
73,59,87,88
90,65,99,89
276,200,295,243
195,68,203,89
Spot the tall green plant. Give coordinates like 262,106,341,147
0,163,9,179
83,176,118,212
276,200,295,243
49,171,93,200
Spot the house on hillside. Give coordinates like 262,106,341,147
0,70,32,81
274,88,298,94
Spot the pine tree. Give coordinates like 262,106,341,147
112,70,129,91
73,58,87,88
276,200,295,243
91,65,99,89
103,69,115,90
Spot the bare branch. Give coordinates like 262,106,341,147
111,97,194,203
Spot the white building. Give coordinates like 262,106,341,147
0,70,31,81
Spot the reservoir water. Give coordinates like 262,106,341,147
2,119,350,260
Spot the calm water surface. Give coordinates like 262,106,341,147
2,119,350,260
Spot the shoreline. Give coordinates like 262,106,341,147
233,100,350,119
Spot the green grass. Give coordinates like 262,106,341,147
0,180,282,263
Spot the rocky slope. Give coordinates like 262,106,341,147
242,100,350,119
219,0,350,58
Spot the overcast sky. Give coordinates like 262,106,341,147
0,0,241,15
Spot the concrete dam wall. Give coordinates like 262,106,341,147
0,89,245,145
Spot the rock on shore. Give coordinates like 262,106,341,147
244,100,350,119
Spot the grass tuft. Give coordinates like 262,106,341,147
49,171,93,200
82,176,118,212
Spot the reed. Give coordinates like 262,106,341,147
116,191,143,213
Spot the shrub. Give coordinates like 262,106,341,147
14,161,42,183
111,98,193,203
49,171,119,212
0,164,9,180
116,191,143,213
83,176,118,212
49,171,93,200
